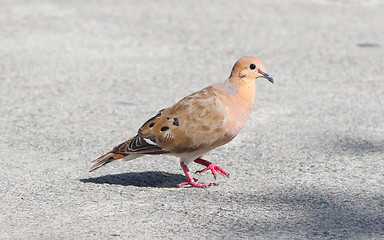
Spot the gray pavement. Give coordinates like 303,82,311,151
1,0,383,239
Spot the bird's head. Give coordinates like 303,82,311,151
230,56,274,83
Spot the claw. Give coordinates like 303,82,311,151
177,180,212,188
195,169,217,179
194,158,229,178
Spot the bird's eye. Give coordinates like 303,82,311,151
249,64,256,70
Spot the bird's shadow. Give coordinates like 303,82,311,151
80,171,186,188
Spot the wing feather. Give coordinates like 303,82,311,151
111,135,169,155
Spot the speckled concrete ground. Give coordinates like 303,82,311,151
1,0,383,239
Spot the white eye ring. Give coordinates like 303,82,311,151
249,64,256,70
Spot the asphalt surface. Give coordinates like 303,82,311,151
1,0,383,239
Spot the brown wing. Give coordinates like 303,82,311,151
138,84,227,154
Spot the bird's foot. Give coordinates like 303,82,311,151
177,180,212,188
194,158,229,179
178,161,212,188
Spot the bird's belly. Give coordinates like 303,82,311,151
172,135,232,164
174,148,212,164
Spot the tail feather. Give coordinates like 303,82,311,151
89,152,126,172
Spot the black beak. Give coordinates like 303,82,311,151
258,70,274,83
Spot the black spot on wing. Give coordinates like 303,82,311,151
172,118,179,126
160,126,169,132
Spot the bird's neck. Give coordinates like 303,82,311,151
225,78,256,108
221,78,255,135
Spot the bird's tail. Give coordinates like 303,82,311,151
89,152,126,172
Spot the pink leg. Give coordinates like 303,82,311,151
177,162,212,188
194,158,229,179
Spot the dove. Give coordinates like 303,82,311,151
90,56,273,188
